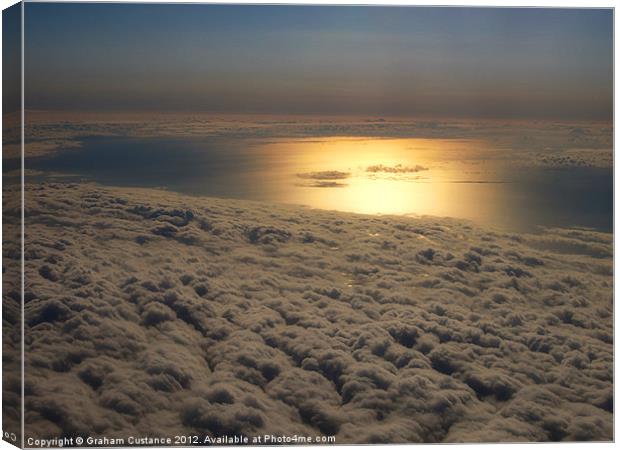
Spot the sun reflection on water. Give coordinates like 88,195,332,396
258,137,510,223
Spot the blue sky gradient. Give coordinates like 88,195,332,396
23,4,613,119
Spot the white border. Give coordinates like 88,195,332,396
0,1,616,450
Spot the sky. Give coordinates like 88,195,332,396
22,4,613,120
3,2,21,113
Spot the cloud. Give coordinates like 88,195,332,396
296,171,351,188
301,181,348,188
18,112,612,171
366,164,428,173
296,171,351,180
13,181,612,443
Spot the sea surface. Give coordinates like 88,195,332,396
24,135,613,233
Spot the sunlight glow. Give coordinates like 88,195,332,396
254,137,511,224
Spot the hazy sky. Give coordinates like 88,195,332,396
3,3,21,113
23,4,613,120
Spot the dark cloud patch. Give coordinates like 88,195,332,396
366,164,428,174
302,181,348,188
296,171,351,188
297,171,351,180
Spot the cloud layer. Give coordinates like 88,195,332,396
11,112,612,171
10,182,612,443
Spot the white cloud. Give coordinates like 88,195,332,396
7,181,611,443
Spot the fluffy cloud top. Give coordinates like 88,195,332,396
4,181,611,443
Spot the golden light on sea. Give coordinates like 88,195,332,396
254,137,511,224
